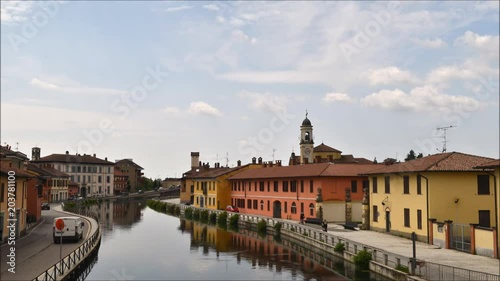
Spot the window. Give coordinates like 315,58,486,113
98,176,102,183
71,166,76,173
273,181,279,192
309,203,314,216
477,175,490,195
417,209,422,230
253,200,258,209
267,200,270,211
259,181,265,192
260,200,264,210
479,210,490,228
283,181,288,192
373,205,378,222
77,166,81,173
417,175,422,195
291,202,297,214
300,180,304,193
248,199,252,209
310,180,313,193
301,202,304,213
403,176,410,194
284,202,288,213
107,176,110,183
254,181,257,192
372,177,378,193
291,181,297,192
384,176,390,193
83,166,87,173
404,208,410,227
267,181,270,192
351,180,357,193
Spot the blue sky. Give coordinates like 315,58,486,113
1,1,499,178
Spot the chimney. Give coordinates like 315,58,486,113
263,162,267,168
258,157,262,164
191,152,200,169
66,151,69,155
105,157,108,161
276,160,282,166
252,157,256,164
237,160,241,166
93,153,96,157
31,147,41,161
269,161,273,167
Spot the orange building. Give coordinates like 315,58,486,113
229,162,378,222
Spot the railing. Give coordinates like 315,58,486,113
418,261,499,281
174,202,499,281
32,209,102,281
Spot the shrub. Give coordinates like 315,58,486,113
209,213,217,225
229,214,239,229
174,206,181,216
184,207,193,219
257,219,267,235
193,209,200,221
218,211,228,228
395,264,409,273
334,242,345,253
353,250,372,270
200,210,209,223
167,204,175,214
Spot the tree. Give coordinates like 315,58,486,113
417,153,423,158
405,150,416,161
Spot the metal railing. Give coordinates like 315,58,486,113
32,209,101,281
417,261,499,281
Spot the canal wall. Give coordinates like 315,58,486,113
32,207,102,281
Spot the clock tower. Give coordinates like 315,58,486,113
300,111,314,164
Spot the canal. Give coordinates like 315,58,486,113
80,198,388,280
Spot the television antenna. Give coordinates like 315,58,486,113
225,152,229,167
271,148,276,162
436,125,457,153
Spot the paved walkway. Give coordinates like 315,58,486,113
162,198,499,276
0,204,99,281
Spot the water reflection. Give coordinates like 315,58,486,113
81,200,390,280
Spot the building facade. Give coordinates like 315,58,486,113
365,152,496,243
114,169,129,194
115,159,143,193
33,148,115,198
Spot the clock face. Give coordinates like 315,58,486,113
305,148,311,155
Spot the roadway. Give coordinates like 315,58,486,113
0,203,93,281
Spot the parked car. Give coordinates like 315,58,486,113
41,203,50,210
225,205,239,213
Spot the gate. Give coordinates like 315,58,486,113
451,223,471,252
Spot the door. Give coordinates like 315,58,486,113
478,210,490,228
200,196,204,208
385,211,391,232
273,201,281,218
16,210,20,237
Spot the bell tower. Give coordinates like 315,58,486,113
299,110,314,164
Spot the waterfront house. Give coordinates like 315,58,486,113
363,152,496,247
228,162,379,222
113,169,129,195
115,158,144,193
32,148,115,198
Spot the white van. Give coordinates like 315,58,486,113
53,217,85,243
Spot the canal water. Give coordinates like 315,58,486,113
81,198,387,280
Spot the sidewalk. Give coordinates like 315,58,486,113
162,198,499,276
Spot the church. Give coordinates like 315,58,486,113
289,112,372,166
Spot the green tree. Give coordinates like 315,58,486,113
405,150,416,161
417,152,423,158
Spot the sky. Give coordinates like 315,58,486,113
1,1,499,179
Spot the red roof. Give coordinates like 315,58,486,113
314,143,342,153
0,166,32,178
363,152,495,174
475,159,500,169
228,162,379,180
35,153,114,165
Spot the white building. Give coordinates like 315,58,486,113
32,147,114,198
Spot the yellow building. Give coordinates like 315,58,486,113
474,159,500,258
0,145,31,243
365,152,496,243
191,162,262,210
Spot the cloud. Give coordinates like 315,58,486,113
323,92,353,103
455,31,499,56
165,5,193,13
365,67,419,86
238,92,288,113
188,101,223,117
361,85,483,113
203,4,220,11
1,1,34,24
412,38,447,48
232,30,257,44
474,1,499,11
217,70,327,84
30,78,127,95
216,16,225,23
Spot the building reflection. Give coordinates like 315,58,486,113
85,199,145,231
186,221,346,281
